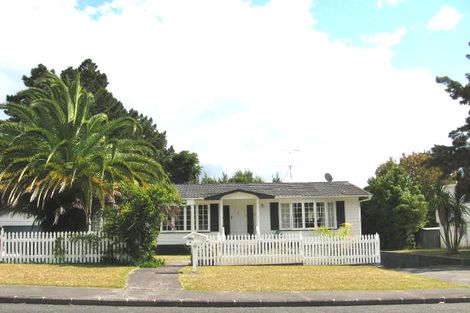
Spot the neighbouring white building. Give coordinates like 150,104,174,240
0,212,37,232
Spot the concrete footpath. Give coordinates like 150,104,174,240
1,262,470,307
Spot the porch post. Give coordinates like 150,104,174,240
191,204,195,231
219,199,224,236
256,198,260,236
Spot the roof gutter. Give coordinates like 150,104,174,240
359,195,372,202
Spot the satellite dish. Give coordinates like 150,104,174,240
325,173,333,183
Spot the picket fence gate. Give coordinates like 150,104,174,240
190,233,380,270
0,229,126,264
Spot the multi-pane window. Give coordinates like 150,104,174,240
304,202,315,228
185,206,192,230
197,205,209,231
316,202,325,227
327,202,336,228
280,203,291,229
161,206,192,232
279,201,337,230
293,203,303,229
174,207,185,230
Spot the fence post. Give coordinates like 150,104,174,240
375,233,381,264
0,227,3,262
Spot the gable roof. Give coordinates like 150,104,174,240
175,182,371,200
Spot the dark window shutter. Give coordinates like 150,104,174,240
336,201,345,228
210,204,219,232
270,202,279,231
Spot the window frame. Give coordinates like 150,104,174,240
280,202,292,229
160,205,194,233
278,200,338,231
196,204,211,232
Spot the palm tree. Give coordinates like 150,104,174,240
430,185,469,254
0,72,165,230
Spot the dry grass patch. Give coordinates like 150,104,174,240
156,255,190,263
180,265,462,292
0,264,135,288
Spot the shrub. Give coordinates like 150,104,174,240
102,181,181,265
313,223,351,238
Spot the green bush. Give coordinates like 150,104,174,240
313,223,351,238
362,160,428,250
102,181,181,265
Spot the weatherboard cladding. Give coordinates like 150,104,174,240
174,182,370,200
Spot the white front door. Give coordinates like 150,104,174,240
229,204,248,234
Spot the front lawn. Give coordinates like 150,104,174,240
180,265,463,292
0,264,135,288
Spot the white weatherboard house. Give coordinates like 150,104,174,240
0,213,36,232
158,182,371,252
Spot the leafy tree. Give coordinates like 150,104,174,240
162,150,201,184
0,72,165,231
5,60,200,184
200,172,219,184
431,42,470,199
219,172,229,183
228,170,264,183
399,152,447,226
5,64,53,113
61,59,109,95
272,172,282,183
429,185,469,254
102,181,181,265
201,170,264,184
362,160,428,250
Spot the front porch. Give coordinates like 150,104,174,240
162,191,269,237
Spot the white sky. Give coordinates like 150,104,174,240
0,0,467,187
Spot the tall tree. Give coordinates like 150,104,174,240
399,152,447,226
201,170,264,184
362,160,428,250
272,172,282,183
0,72,165,231
431,42,470,199
5,64,53,113
5,59,200,183
163,150,201,184
228,170,264,183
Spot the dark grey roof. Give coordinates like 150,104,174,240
174,182,371,200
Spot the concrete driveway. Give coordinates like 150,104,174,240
398,266,470,286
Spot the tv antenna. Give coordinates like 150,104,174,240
277,149,300,182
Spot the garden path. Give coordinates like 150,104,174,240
126,260,190,292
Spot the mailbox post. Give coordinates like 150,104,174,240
183,232,208,273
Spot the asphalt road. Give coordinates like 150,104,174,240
0,303,469,313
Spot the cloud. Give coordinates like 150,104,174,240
0,0,466,186
362,27,407,48
427,5,464,31
375,0,404,9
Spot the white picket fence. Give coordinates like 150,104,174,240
0,229,126,264
191,233,380,269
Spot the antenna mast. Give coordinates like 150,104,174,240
279,149,300,182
